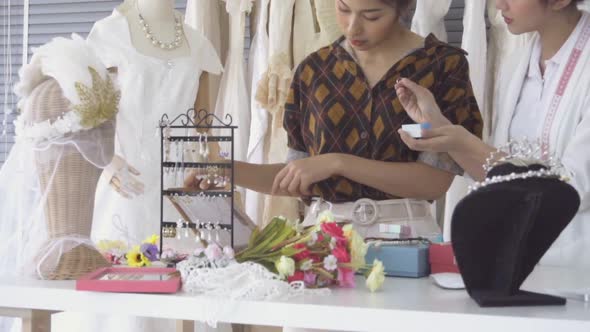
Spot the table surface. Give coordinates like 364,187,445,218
1,266,589,332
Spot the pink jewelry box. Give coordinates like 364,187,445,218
76,267,181,294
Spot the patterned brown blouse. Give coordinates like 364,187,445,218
284,34,483,203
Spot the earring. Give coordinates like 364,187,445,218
176,219,183,240
184,221,190,238
206,223,213,242
214,222,220,243
195,221,202,242
203,133,210,160
198,133,203,157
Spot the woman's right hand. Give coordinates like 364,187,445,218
104,155,145,199
394,78,450,127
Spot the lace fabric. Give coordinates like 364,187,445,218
177,258,330,327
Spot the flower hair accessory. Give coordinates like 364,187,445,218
470,139,572,193
13,34,119,143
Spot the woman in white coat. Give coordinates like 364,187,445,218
396,0,590,269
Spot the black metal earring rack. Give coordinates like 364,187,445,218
158,109,237,252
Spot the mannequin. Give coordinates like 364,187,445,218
89,0,222,242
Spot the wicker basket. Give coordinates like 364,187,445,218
25,78,113,280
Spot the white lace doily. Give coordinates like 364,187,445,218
177,258,330,327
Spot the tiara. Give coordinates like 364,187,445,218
468,139,572,193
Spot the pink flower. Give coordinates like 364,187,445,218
332,246,351,263
317,233,325,242
288,271,305,283
337,268,356,288
205,244,223,261
293,243,311,261
321,222,344,240
303,271,318,287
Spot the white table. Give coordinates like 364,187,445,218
1,266,589,332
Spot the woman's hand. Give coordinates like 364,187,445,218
271,154,342,197
395,78,450,127
398,125,470,153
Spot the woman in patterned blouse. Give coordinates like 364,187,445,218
236,0,482,209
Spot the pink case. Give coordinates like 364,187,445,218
76,267,181,294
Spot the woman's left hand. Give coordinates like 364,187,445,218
398,125,469,153
272,154,341,197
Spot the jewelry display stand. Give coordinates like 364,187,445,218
158,109,237,251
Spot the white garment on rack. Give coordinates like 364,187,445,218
214,0,253,167
461,0,487,111
485,0,531,140
442,0,488,240
245,0,270,224
185,0,222,54
411,0,452,42
292,0,341,67
259,0,299,225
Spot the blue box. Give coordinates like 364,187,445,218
365,243,430,278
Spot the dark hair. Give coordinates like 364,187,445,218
380,0,414,12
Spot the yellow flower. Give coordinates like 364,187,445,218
97,240,127,252
275,256,295,278
144,234,159,245
126,245,151,267
349,229,368,269
317,210,335,224
366,259,385,292
342,224,354,239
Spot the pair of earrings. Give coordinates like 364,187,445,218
176,219,191,239
162,225,177,238
198,133,210,160
195,222,221,243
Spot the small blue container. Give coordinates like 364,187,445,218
365,242,430,278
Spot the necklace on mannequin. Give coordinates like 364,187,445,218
136,1,184,50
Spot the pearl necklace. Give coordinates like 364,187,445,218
137,8,184,50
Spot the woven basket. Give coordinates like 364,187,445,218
25,78,113,280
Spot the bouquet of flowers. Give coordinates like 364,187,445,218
96,234,160,267
235,212,385,292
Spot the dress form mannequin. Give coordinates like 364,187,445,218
119,0,190,59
